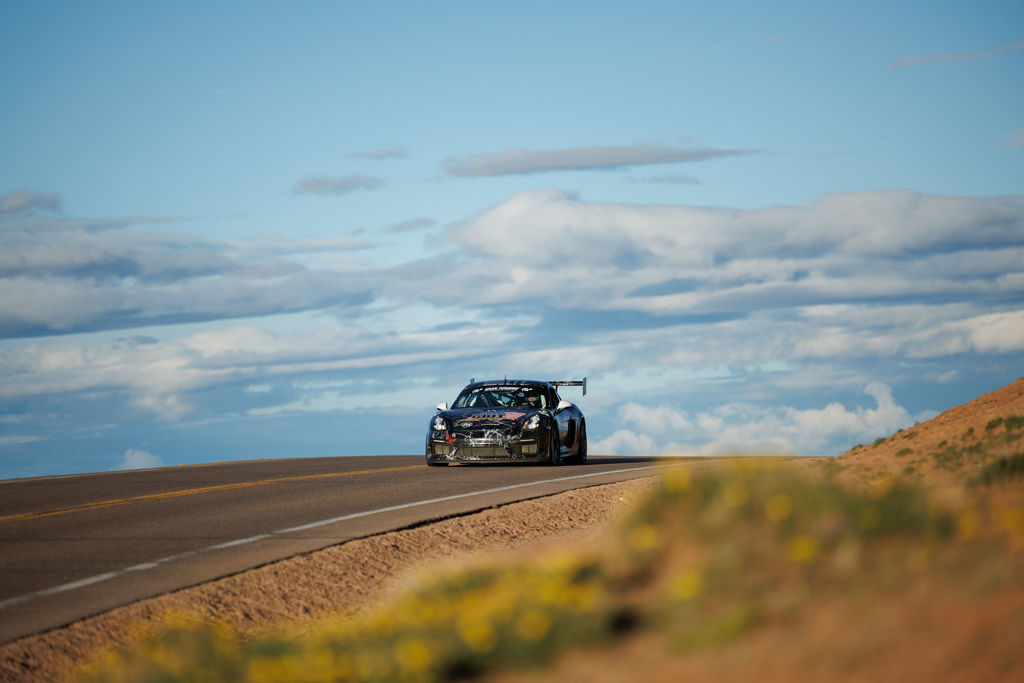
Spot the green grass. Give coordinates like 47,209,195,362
895,448,912,457
925,415,1024,474
932,444,964,470
978,453,1024,485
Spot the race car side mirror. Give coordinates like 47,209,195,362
436,402,448,411
556,399,573,412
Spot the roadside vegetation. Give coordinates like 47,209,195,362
80,454,1024,682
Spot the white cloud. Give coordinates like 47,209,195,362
0,435,42,446
115,448,162,470
232,235,380,256
600,382,918,458
348,146,409,160
0,318,520,419
783,382,912,443
444,145,755,177
1002,129,1024,148
627,172,700,185
619,403,694,434
887,40,1024,70
0,190,62,215
385,217,437,233
293,175,384,195
590,429,659,457
956,310,1024,353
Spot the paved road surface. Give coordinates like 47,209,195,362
0,455,689,644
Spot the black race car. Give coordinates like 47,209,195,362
426,379,588,466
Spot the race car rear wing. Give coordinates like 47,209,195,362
551,377,587,396
464,377,587,396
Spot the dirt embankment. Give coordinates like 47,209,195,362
835,376,1024,490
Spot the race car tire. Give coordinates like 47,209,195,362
571,421,588,465
548,428,562,465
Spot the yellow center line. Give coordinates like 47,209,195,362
0,464,424,523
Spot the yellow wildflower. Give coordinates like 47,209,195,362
354,649,392,680
869,474,894,500
514,609,552,642
394,637,433,675
564,582,602,613
664,466,692,493
998,507,1024,549
669,570,703,600
787,534,819,563
458,617,497,653
956,508,981,542
537,576,565,605
627,524,659,552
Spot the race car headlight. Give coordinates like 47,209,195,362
432,416,447,431
524,415,540,430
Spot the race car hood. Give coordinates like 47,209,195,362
442,408,537,431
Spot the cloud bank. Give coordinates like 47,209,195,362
114,448,163,470
2,187,1022,466
432,188,1024,320
444,145,756,177
0,213,375,338
592,382,921,458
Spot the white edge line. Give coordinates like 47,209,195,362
0,464,672,612
278,464,668,534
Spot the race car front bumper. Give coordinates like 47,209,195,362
426,431,543,463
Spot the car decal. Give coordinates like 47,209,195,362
455,411,526,425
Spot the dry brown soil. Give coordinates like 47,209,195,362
834,376,1024,490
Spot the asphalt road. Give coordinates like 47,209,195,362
0,455,683,645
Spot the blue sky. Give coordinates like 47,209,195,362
1,1,1023,478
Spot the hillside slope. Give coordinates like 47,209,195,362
837,377,1024,489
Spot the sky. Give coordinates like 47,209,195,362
1,0,1023,479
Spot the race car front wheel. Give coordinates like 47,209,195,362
548,429,562,465
570,421,587,465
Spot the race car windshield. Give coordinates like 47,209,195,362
452,386,549,410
